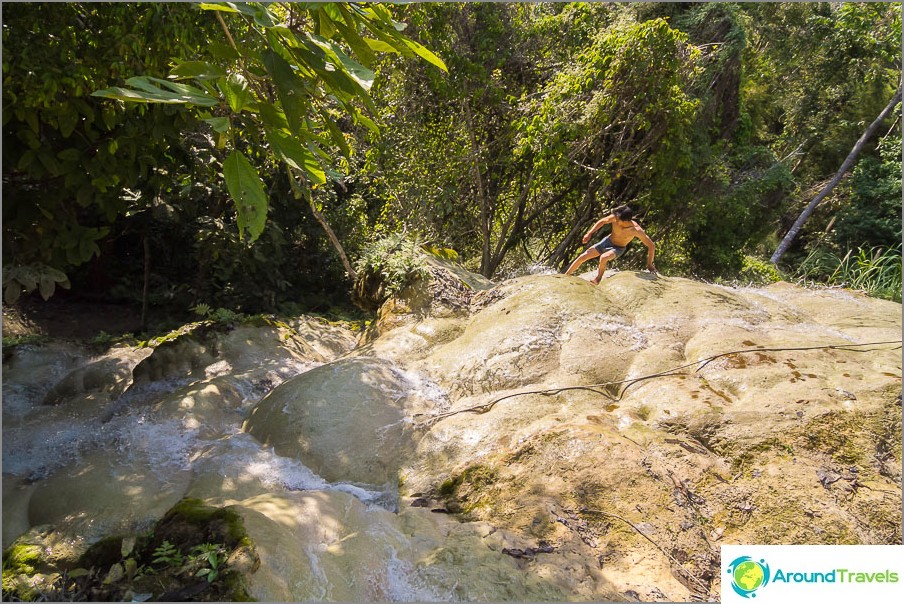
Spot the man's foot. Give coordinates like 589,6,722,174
590,276,600,285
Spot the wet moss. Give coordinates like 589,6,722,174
799,411,869,465
158,498,251,550
728,438,795,475
437,464,501,515
2,542,44,596
4,499,258,602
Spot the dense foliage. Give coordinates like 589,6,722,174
3,2,900,322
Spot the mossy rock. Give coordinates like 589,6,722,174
4,499,259,602
2,540,45,599
436,463,501,515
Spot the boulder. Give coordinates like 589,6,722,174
243,357,420,486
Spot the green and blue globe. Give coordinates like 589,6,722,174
727,556,771,598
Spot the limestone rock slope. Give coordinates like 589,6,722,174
322,268,901,601
3,266,900,602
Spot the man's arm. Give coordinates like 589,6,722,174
581,214,615,244
635,228,657,272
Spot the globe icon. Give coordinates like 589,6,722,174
733,560,765,592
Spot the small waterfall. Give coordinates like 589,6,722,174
2,331,572,602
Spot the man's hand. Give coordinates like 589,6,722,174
582,233,591,244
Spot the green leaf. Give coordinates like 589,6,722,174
363,38,400,54
220,1,278,27
58,108,79,138
130,76,211,97
208,41,241,61
223,150,268,242
25,111,39,133
39,276,56,300
261,49,309,136
321,111,351,158
92,77,219,107
79,237,100,262
219,73,249,112
169,61,227,81
351,108,378,133
57,148,81,162
258,103,290,131
4,282,22,305
203,117,231,133
66,569,90,579
320,37,376,91
13,269,38,291
313,7,336,39
37,150,62,175
330,7,377,66
266,129,327,184
401,38,448,72
297,35,371,99
198,3,240,13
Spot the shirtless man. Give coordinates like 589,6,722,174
564,205,657,284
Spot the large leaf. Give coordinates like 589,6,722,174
331,4,377,66
93,76,219,106
223,151,268,242
197,3,240,13
401,38,448,72
261,49,310,136
266,129,327,185
319,36,376,91
216,1,279,27
258,103,290,131
219,73,249,112
203,116,231,133
169,61,227,81
4,282,21,305
320,110,351,158
290,35,365,100
363,38,400,54
92,86,191,105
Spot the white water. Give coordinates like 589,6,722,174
1,348,390,505
2,338,568,601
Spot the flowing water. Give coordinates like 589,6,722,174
1,334,575,601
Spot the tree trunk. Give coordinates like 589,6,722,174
287,168,357,282
771,87,902,265
141,234,150,333
461,95,493,276
308,194,357,282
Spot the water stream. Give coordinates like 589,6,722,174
1,333,573,601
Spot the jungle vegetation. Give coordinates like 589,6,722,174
3,2,901,327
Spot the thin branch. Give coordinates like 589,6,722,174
569,507,714,596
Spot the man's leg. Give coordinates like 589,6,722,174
591,250,617,284
565,247,601,275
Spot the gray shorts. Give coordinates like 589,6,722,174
593,235,627,258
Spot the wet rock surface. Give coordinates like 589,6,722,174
390,272,901,600
3,267,901,602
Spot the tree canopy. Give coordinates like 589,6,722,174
3,2,900,316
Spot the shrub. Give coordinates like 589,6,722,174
353,234,430,311
795,245,902,302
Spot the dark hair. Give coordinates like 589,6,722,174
613,205,633,221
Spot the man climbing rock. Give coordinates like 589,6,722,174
564,205,657,284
